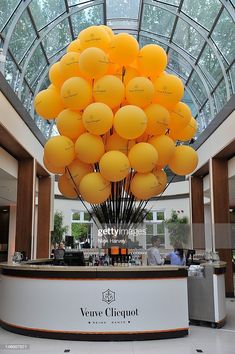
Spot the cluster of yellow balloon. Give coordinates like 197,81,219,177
34,25,198,204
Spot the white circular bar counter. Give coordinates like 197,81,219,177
0,262,189,341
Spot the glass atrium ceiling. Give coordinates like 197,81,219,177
0,0,234,140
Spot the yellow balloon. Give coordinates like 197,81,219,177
168,145,198,175
145,104,170,136
114,105,147,139
34,87,64,119
153,73,184,109
114,65,139,85
109,33,139,66
79,172,111,204
152,168,168,195
44,136,75,167
60,52,82,79
43,155,65,175
61,77,92,110
79,47,109,79
75,133,105,163
79,26,111,52
168,102,192,132
49,62,66,89
56,109,85,140
138,44,167,77
67,39,81,53
82,103,113,135
93,75,125,109
99,151,130,182
128,143,158,173
130,172,159,200
58,174,78,199
174,117,198,141
65,159,93,186
149,135,175,167
106,133,135,155
126,77,154,108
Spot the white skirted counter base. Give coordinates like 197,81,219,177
0,263,189,341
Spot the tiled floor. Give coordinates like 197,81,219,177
0,299,235,354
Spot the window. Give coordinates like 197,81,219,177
144,210,165,248
71,210,93,246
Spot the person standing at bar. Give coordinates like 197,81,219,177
147,236,164,265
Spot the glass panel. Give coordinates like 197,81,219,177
198,44,223,85
29,0,66,31
145,212,153,221
21,81,31,109
141,4,175,38
68,0,91,5
139,35,168,51
9,12,36,63
213,79,228,112
182,90,197,118
84,212,91,221
108,19,138,30
157,223,164,235
156,211,164,221
4,54,19,89
168,50,191,80
71,5,103,37
107,0,140,19
181,0,221,30
173,18,204,58
42,19,71,58
0,0,21,32
188,71,207,105
229,63,235,93
72,212,80,220
212,8,235,64
25,46,47,84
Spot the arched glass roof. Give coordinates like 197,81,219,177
0,0,234,139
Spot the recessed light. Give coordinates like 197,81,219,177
2,209,8,212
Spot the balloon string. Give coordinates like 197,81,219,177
121,66,126,82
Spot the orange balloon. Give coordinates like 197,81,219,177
43,155,65,175
79,172,111,204
60,52,82,79
138,44,167,77
152,168,168,195
61,77,92,110
67,39,81,53
75,133,105,164
79,47,109,79
49,62,66,89
93,75,125,109
168,102,192,132
99,151,130,182
44,136,75,167
79,26,111,52
126,77,154,108
82,102,113,135
106,133,135,155
168,145,198,176
109,33,139,66
114,105,147,140
65,159,93,186
56,109,85,140
130,172,159,200
34,87,64,119
128,143,158,173
149,135,175,167
174,117,198,141
153,73,184,109
145,104,169,135
58,174,78,199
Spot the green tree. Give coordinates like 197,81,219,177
71,223,88,241
164,210,190,247
51,211,69,246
